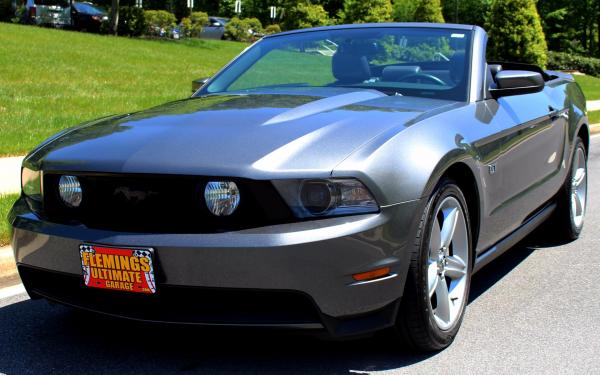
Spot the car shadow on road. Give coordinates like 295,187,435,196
0,242,545,374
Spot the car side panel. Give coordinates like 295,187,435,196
331,86,578,255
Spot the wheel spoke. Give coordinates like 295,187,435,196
434,277,450,323
429,219,442,258
440,208,458,249
574,191,584,216
572,168,585,188
428,263,439,297
445,255,466,280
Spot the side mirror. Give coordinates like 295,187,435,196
192,77,210,93
489,70,544,98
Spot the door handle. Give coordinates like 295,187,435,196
548,105,560,120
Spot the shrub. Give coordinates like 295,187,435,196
224,17,263,42
118,6,146,37
414,0,445,23
180,17,192,37
144,10,176,37
485,0,547,68
547,51,600,77
189,11,209,35
264,24,281,35
282,3,330,30
338,0,392,24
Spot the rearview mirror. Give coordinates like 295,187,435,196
192,77,210,93
489,70,544,98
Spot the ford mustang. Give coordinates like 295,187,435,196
9,23,589,351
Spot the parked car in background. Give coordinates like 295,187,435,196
200,16,228,39
25,0,71,28
71,1,107,32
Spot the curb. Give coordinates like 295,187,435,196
0,246,17,281
0,156,24,195
591,123,600,135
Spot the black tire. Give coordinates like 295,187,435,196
393,178,473,351
549,137,587,241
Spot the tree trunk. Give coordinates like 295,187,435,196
110,0,119,35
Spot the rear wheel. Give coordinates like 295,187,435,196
551,137,587,240
394,179,472,351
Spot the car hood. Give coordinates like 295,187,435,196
27,89,458,179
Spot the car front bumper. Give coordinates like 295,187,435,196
9,196,423,337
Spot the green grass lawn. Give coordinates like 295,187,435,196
0,23,247,156
589,110,600,124
0,193,19,247
574,75,600,101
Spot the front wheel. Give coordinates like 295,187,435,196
394,179,472,351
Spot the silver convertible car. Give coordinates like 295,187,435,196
9,23,588,351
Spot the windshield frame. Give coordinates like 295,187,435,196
198,24,476,102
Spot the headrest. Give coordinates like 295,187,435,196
382,66,421,81
450,51,466,84
332,47,371,83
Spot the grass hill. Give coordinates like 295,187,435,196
0,23,246,156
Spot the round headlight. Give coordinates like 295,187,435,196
58,175,82,208
204,181,240,216
300,180,336,215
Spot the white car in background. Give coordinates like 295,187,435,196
24,0,72,28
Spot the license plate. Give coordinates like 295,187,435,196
79,244,156,294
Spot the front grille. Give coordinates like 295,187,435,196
43,172,293,233
20,266,323,327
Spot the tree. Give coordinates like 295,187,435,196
413,0,444,23
282,2,330,30
338,0,393,24
392,0,418,22
486,0,548,67
110,0,120,35
441,0,491,26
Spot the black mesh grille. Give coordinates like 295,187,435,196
20,266,322,326
43,172,293,233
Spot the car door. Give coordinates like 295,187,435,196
493,81,567,230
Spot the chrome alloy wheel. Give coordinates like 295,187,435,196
570,147,587,230
427,197,469,331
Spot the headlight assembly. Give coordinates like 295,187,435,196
273,178,379,218
21,167,42,201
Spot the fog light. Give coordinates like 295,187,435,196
58,175,82,208
204,181,240,216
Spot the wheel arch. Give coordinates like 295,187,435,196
422,158,482,260
441,163,481,253
577,123,589,155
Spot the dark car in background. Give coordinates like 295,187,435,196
71,1,107,32
200,16,228,39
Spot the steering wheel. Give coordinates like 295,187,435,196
397,73,446,86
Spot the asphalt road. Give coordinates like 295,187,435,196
2,137,600,374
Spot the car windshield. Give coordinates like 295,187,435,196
73,2,105,15
204,27,472,101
